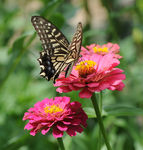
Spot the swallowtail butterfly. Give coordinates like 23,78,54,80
31,16,82,83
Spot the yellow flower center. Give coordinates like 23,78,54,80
44,104,63,114
93,46,109,54
76,60,96,77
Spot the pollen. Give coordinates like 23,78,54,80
44,104,63,114
76,60,96,77
93,46,109,54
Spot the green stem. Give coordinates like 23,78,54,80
57,138,65,150
91,93,112,150
97,125,102,150
97,92,103,150
99,91,103,113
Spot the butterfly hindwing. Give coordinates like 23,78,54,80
38,51,66,82
31,16,82,82
38,51,55,80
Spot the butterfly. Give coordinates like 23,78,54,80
31,16,82,83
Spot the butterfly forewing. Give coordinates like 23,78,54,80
52,22,82,80
31,16,82,82
69,22,82,57
31,16,69,55
64,22,82,77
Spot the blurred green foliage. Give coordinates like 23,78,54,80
0,0,143,150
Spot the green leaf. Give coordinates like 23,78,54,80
104,105,143,116
49,13,65,28
83,107,96,118
9,31,34,53
84,105,143,118
37,0,64,17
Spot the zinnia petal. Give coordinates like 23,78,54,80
57,123,68,131
79,88,93,98
56,86,72,93
23,97,88,138
53,127,63,138
41,128,50,135
67,128,76,136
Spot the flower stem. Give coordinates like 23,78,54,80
99,91,103,113
91,93,112,150
97,92,103,150
57,138,65,150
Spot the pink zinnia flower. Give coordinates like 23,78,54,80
23,97,88,138
54,54,126,98
81,42,122,59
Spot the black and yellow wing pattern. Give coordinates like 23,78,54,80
31,16,82,83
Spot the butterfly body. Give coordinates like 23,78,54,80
31,16,82,83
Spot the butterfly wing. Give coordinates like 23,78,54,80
65,22,83,77
31,16,70,81
31,16,82,83
51,22,82,80
31,16,69,52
